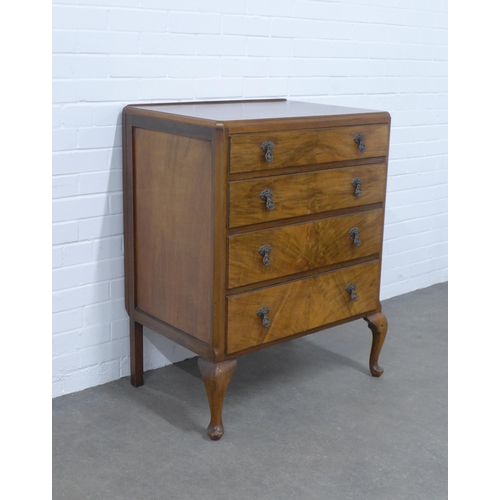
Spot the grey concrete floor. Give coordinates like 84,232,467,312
53,283,447,500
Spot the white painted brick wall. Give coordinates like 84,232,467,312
52,0,448,398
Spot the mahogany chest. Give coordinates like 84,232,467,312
122,99,391,440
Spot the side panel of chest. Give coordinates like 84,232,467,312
133,128,214,344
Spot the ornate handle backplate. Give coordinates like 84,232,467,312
349,227,361,247
354,132,366,153
258,245,272,266
261,141,275,163
346,283,358,302
257,306,271,328
351,177,362,197
259,189,275,211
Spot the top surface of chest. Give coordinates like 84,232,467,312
130,99,384,122
125,99,390,133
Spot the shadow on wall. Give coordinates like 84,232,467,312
88,112,196,386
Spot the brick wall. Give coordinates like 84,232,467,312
52,0,448,397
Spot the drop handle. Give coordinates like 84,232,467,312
259,189,275,211
351,177,362,197
257,306,271,328
349,227,361,247
354,132,366,153
260,140,275,163
346,283,358,302
258,245,272,266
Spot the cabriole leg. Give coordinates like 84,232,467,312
130,319,144,387
198,357,237,440
364,312,388,377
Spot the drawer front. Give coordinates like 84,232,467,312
229,124,389,174
228,209,383,289
227,260,380,354
229,163,386,228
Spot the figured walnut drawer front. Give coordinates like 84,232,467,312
227,260,380,354
229,163,386,228
229,124,389,174
227,209,383,289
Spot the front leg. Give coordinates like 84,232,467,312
198,357,237,440
364,312,388,377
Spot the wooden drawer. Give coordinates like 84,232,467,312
229,163,386,228
229,124,389,174
227,260,380,354
228,209,384,289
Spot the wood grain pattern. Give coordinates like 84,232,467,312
133,128,213,343
227,260,381,354
227,209,384,288
229,163,387,228
229,124,389,174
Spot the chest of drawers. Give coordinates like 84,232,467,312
122,99,390,440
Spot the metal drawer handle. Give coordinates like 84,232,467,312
349,227,361,247
346,283,358,302
354,132,366,153
261,140,275,163
351,177,362,197
259,189,275,211
257,306,271,328
258,245,272,266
